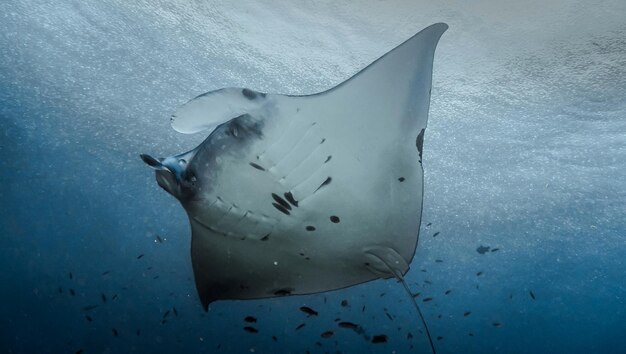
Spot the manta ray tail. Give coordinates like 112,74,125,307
376,257,437,354
395,272,437,354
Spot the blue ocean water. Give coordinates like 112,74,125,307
1,1,625,353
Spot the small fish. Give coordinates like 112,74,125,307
243,326,258,333
476,245,490,254
361,305,365,312
445,290,452,295
137,254,144,259
529,290,536,300
58,286,63,294
272,335,278,342
295,323,305,330
163,310,170,319
153,275,159,279
432,232,440,237
380,292,386,297
244,316,257,323
334,318,341,322
82,305,98,311
385,312,393,321
85,315,93,322
320,331,334,338
136,329,140,336
435,259,443,263
463,311,471,317
161,319,167,325
407,332,413,339
469,333,474,337
101,271,110,276
424,280,432,285
426,222,432,227
476,271,483,276
155,235,163,243
75,350,84,354
422,297,433,302
112,328,119,337
299,306,318,316
101,293,107,303
112,294,118,300
341,299,349,307
69,272,73,280
172,307,178,316
437,336,444,341
69,289,76,296
338,322,359,330
412,292,421,298
493,322,503,328
491,248,500,252
371,335,388,343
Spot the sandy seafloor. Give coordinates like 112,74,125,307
1,1,625,353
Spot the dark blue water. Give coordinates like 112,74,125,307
2,1,625,353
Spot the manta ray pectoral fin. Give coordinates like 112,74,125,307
171,87,269,134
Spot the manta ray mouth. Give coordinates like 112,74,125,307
140,153,186,199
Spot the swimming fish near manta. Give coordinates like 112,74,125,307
142,23,447,352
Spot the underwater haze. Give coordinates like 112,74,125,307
1,1,625,353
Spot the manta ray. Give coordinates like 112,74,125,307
142,23,447,351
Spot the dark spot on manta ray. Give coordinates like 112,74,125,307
241,88,265,100
314,177,332,192
341,299,349,307
249,162,265,171
330,215,340,223
284,192,298,207
272,202,290,215
324,155,332,163
371,335,388,343
306,226,316,231
398,177,405,182
476,245,490,254
271,193,292,210
416,128,425,161
273,288,294,296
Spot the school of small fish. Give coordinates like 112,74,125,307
57,226,533,353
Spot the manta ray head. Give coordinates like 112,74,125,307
141,112,265,204
140,150,198,202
